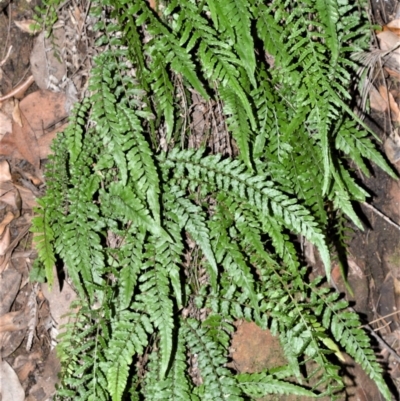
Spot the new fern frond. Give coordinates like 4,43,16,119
32,0,393,400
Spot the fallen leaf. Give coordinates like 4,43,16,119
12,100,22,127
377,30,400,77
385,66,400,79
0,309,28,333
0,98,15,116
369,85,388,112
384,134,400,164
70,6,84,31
0,267,21,315
379,86,400,122
387,18,400,33
23,170,42,186
0,90,68,169
14,19,41,35
31,30,66,91
0,76,35,102
377,30,400,52
0,225,11,254
0,212,14,238
0,329,26,358
14,184,38,210
0,190,19,209
0,360,25,401
0,160,12,182
14,353,40,382
0,222,31,273
38,122,69,159
0,111,12,137
0,185,21,212
41,267,78,337
25,349,61,399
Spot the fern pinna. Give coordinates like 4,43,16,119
31,0,392,399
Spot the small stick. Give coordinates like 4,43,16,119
0,75,35,102
364,309,400,327
363,322,400,364
362,201,400,231
0,45,12,67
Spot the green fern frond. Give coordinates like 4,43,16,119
161,149,331,274
237,371,317,398
327,302,391,400
183,318,243,400
33,0,393,400
143,333,197,401
315,0,339,62
221,0,256,87
219,86,253,169
137,251,174,378
31,200,56,287
103,312,152,401
173,195,218,290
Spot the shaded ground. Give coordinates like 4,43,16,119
1,0,400,400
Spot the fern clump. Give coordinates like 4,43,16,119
32,0,393,399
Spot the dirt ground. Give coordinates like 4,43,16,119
1,0,400,400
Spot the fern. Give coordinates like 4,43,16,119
32,0,393,400
237,370,318,398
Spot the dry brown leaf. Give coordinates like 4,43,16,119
0,90,68,168
385,66,400,79
25,349,61,400
0,222,30,273
14,355,37,382
0,225,11,254
377,30,400,52
387,18,400,34
12,100,22,127
0,267,21,315
0,360,25,401
0,329,26,358
0,76,35,102
0,186,21,211
0,309,28,333
0,162,21,211
14,184,38,210
0,191,18,209
0,111,12,137
70,6,84,31
384,134,400,164
41,266,78,336
14,19,41,35
0,212,14,237
378,86,400,122
0,160,12,182
38,122,69,159
31,31,66,91
377,31,400,78
1,98,14,115
369,85,388,112
148,0,157,11
23,170,42,186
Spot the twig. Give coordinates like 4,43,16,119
362,201,400,231
363,322,400,364
0,45,12,67
0,75,35,101
364,310,400,327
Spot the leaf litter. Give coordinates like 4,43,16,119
1,1,400,400
0,0,93,399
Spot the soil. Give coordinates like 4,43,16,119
1,0,400,400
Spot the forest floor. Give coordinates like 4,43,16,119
1,0,400,400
